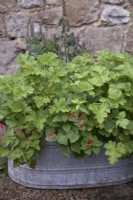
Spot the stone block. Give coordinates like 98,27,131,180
79,26,124,54
0,40,18,74
44,26,61,39
18,0,45,9
0,14,4,34
46,0,61,5
104,0,124,4
39,7,62,25
16,38,27,50
101,5,130,24
5,12,30,38
65,0,100,27
29,22,43,36
125,24,133,55
5,60,19,75
0,0,17,13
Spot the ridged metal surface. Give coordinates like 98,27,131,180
8,143,133,189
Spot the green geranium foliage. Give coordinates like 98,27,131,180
0,51,133,167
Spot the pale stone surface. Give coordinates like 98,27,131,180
104,0,124,4
44,26,61,39
32,23,42,35
80,26,124,54
30,22,43,36
30,12,42,23
65,0,100,26
46,0,61,5
101,5,130,24
0,4,7,13
16,38,27,50
0,41,17,66
5,12,30,38
39,7,62,25
18,0,45,8
0,40,18,74
5,60,19,75
0,0,17,13
0,14,3,34
125,24,133,55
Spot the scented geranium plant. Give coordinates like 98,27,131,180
0,51,133,167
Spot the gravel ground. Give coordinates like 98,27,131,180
0,171,133,200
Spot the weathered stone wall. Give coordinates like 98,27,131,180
0,0,133,74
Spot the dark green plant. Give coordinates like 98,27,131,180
27,35,59,58
26,0,86,62
0,157,7,171
0,124,7,171
57,0,86,62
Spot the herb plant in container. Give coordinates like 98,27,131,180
0,51,133,188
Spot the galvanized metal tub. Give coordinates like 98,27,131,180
8,142,133,189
